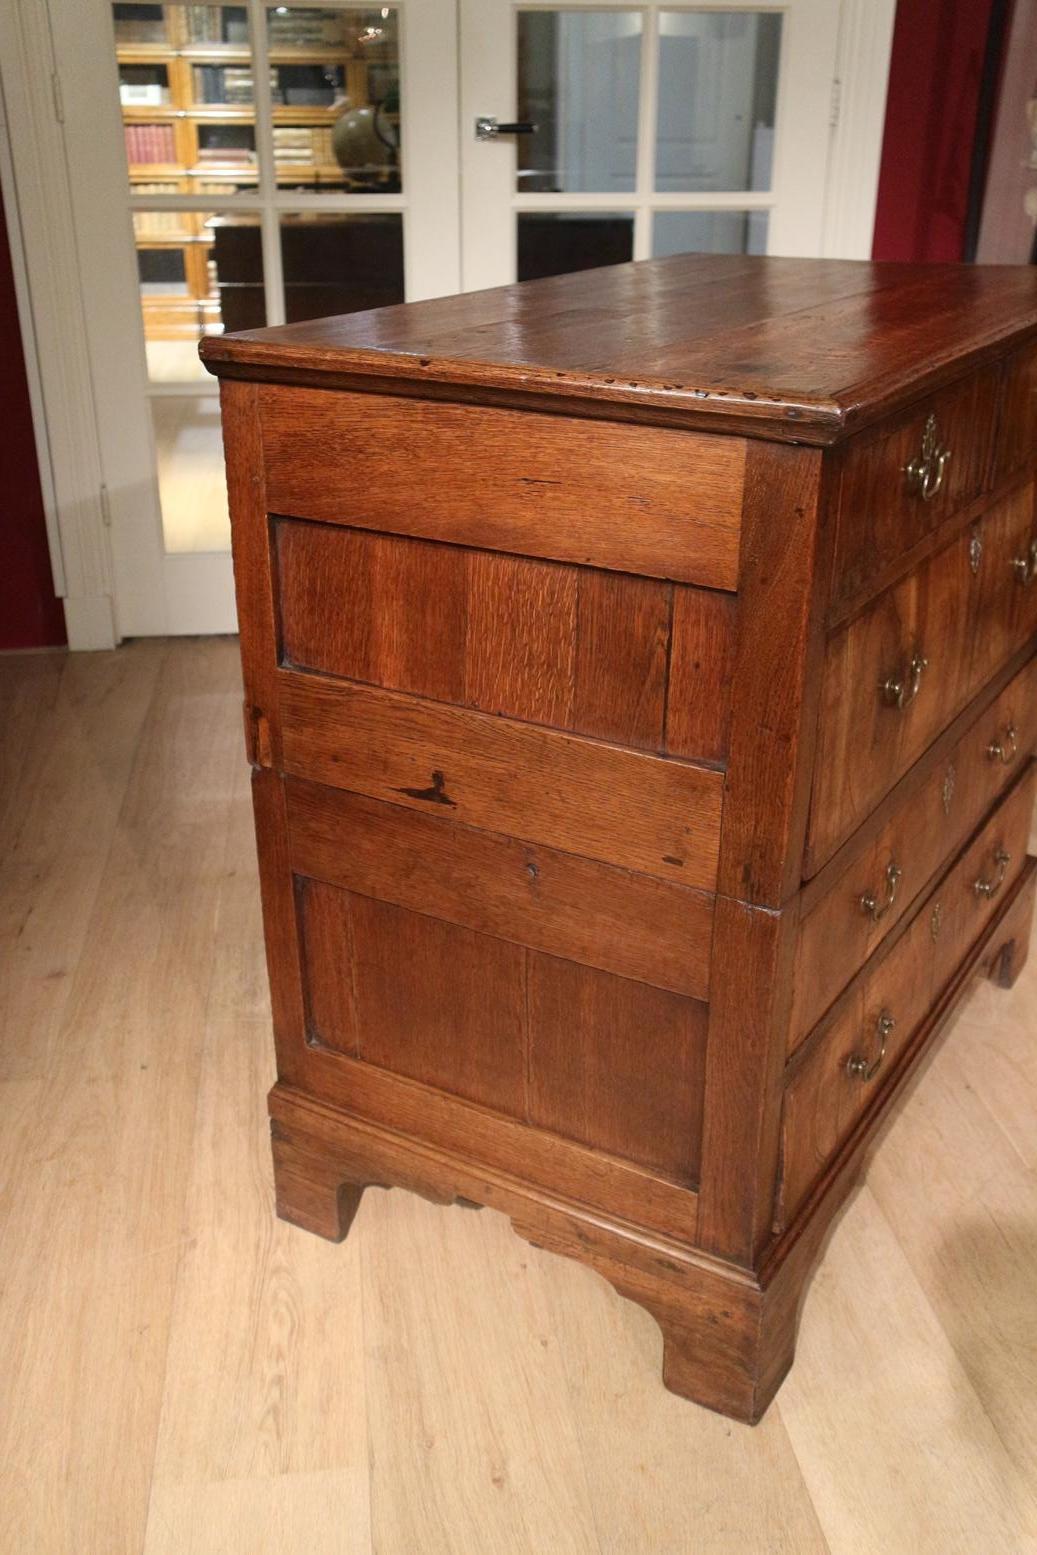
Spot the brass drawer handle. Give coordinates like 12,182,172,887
987,724,1018,765
847,1009,895,1082
905,413,951,501
880,653,928,709
860,859,902,922
1011,538,1037,586
973,846,1010,899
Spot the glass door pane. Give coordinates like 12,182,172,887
655,12,782,193
133,208,265,382
266,6,401,192
461,0,839,291
516,12,642,193
279,211,404,321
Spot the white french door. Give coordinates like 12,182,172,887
3,0,889,642
49,0,460,637
460,1,840,292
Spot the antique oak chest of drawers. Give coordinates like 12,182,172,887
203,255,1037,1423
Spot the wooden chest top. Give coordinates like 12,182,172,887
201,253,1037,442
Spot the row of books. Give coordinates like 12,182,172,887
192,65,254,104
267,13,346,47
182,6,248,45
125,123,177,164
273,126,336,165
196,144,257,164
133,209,191,239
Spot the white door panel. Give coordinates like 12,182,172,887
462,0,841,290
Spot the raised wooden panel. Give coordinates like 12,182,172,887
527,956,707,1184
993,339,1037,483
259,385,747,589
278,670,723,888
665,586,736,763
299,878,708,1181
277,521,467,705
806,487,1037,875
286,776,715,1000
462,547,577,727
276,518,701,754
572,568,672,751
830,368,998,613
300,880,527,1115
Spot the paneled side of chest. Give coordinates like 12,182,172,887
220,343,1037,1426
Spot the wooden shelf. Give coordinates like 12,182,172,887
117,43,354,64
128,162,187,178
118,21,395,342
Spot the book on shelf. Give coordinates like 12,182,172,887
125,123,177,165
183,5,240,44
192,64,258,105
267,14,347,48
196,146,256,164
193,178,259,192
120,82,169,106
133,210,190,239
113,14,166,45
272,126,336,166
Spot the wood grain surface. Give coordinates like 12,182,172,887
202,254,1037,442
277,670,724,889
260,384,745,588
275,518,728,757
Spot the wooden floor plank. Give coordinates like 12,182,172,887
0,639,241,1555
142,757,372,1553
943,965,1037,1171
361,1191,603,1555
865,993,1037,1485
540,1250,832,1555
778,1185,1037,1555
0,641,167,1082
0,648,65,845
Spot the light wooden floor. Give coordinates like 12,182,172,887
1,637,1036,1555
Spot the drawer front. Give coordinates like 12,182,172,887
791,652,1037,1052
993,339,1037,485
259,384,747,590
274,516,736,763
831,369,998,613
807,483,1037,873
780,762,1036,1225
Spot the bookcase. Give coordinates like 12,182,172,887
116,4,400,343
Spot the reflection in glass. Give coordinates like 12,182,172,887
134,210,264,381
114,5,257,190
517,12,641,193
152,397,231,553
517,212,634,282
652,209,769,259
279,213,405,322
266,8,401,192
655,12,782,193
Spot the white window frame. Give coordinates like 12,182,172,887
0,0,893,648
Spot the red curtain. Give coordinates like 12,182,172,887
872,0,997,262
0,186,66,650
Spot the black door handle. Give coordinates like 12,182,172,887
475,116,538,140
